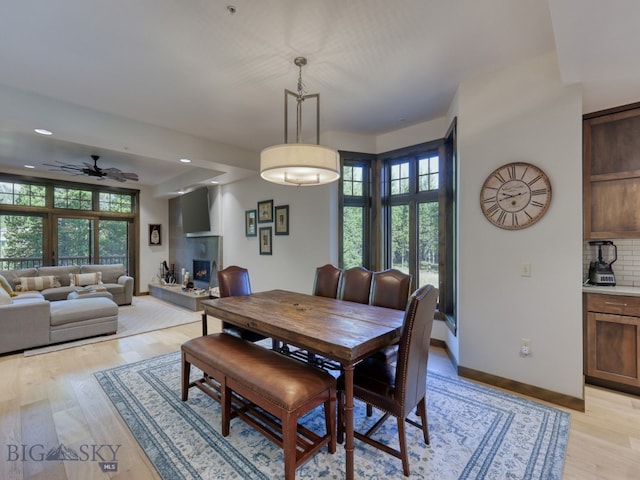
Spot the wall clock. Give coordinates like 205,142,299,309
480,162,551,230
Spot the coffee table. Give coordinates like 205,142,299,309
148,283,210,311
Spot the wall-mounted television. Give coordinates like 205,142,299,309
181,187,211,234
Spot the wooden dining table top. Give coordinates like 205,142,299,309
201,289,405,364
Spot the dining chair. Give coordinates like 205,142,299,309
312,264,343,298
338,266,373,304
369,268,412,310
283,264,343,365
337,284,439,477
216,265,268,343
368,268,413,365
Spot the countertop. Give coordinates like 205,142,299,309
582,284,640,297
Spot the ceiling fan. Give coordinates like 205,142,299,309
45,155,139,182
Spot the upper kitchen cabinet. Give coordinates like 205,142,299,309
584,103,640,239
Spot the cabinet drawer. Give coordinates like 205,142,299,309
586,293,640,316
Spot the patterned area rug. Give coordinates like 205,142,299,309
95,351,570,479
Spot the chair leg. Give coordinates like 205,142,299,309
417,397,430,445
366,403,373,417
325,394,337,453
181,355,190,401
337,390,344,444
397,416,410,476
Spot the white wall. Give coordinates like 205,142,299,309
457,52,584,398
220,177,338,294
138,184,169,292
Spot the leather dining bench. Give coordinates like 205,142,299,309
181,333,336,480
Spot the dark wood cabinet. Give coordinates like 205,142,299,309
584,293,640,391
584,103,640,239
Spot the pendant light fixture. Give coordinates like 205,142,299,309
260,57,340,186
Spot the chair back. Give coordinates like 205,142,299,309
218,266,251,297
395,284,438,415
312,264,342,298
338,266,373,304
369,269,412,310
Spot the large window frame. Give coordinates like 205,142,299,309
0,174,139,286
338,118,457,332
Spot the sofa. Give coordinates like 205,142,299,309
0,264,133,306
0,290,118,354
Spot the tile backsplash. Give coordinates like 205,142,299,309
583,239,640,286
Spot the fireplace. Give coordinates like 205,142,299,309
193,260,211,283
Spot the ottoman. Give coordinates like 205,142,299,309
49,297,118,344
67,290,114,301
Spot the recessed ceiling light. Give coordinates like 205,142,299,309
34,128,53,136
179,158,191,163
24,165,35,169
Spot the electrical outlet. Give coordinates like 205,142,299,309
520,338,532,357
520,262,531,277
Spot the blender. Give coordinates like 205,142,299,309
588,241,617,286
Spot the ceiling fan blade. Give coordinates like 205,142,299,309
44,156,138,182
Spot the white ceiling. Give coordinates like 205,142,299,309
0,0,639,194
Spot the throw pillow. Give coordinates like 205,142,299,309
0,273,15,296
0,286,11,305
17,275,61,292
71,272,102,287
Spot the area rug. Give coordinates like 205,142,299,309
95,351,570,479
24,296,201,356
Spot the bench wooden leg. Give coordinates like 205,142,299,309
283,412,297,480
181,353,190,401
221,377,231,437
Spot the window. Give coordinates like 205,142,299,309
100,192,133,213
54,186,92,210
0,173,138,275
339,118,457,332
340,154,373,269
0,214,44,269
0,181,46,207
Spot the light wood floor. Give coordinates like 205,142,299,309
1,319,639,479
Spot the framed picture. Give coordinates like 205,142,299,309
274,205,289,235
245,209,257,237
259,226,272,255
148,224,161,246
257,199,273,223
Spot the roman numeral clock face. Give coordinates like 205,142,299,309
480,162,552,230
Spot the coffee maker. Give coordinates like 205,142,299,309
588,240,617,286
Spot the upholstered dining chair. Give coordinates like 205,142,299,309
216,265,268,343
312,264,342,298
368,268,413,365
338,266,373,304
337,284,439,477
283,264,343,365
369,268,412,310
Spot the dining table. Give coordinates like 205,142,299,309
200,289,405,480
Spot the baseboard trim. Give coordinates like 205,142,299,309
430,338,458,370
457,365,585,412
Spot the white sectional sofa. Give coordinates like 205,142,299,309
0,263,132,354
0,291,118,354
0,263,133,305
